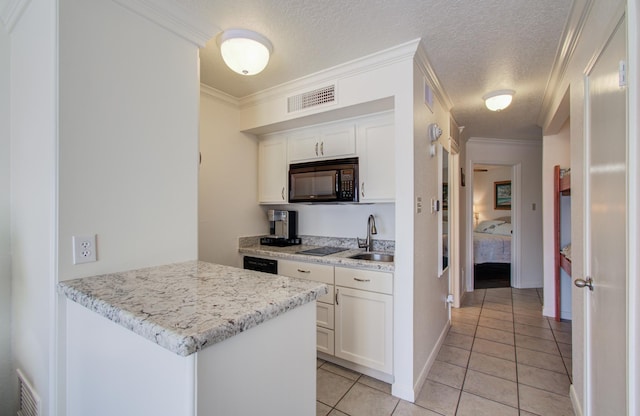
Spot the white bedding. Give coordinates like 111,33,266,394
474,232,511,264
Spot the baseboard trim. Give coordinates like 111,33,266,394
412,321,451,401
570,384,583,416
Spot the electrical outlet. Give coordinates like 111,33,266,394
73,235,97,264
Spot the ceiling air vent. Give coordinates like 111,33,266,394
288,85,336,113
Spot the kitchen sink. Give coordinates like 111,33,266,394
349,253,394,262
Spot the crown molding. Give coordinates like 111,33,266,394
1,0,30,32
468,137,542,147
112,0,216,47
538,0,595,127
200,83,240,107
414,41,454,111
238,39,421,108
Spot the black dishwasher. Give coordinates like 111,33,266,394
243,256,278,274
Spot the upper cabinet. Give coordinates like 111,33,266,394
257,111,395,204
288,123,356,163
258,134,288,204
357,113,395,203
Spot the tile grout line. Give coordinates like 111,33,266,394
511,287,522,413
454,288,485,414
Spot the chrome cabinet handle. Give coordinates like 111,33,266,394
354,277,371,282
281,187,285,200
297,269,311,274
574,277,594,291
315,142,318,156
361,182,365,198
335,288,339,305
320,141,324,155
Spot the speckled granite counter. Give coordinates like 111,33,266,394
58,260,328,356
239,236,395,272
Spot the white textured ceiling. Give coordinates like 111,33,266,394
194,0,573,140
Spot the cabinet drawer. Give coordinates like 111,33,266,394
317,303,334,329
318,284,334,305
335,267,393,295
316,327,335,355
279,260,334,285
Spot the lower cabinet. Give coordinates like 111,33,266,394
316,326,335,355
278,259,336,353
251,256,393,375
334,268,393,374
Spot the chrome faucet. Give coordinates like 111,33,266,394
358,214,378,252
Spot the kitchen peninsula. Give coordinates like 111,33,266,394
58,260,327,416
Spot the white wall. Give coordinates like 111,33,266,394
199,89,265,267
473,166,512,223
7,0,201,414
411,60,451,395
9,0,57,414
542,120,571,319
0,15,13,416
466,138,543,289
58,0,199,280
261,203,395,242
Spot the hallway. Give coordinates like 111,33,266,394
317,287,574,415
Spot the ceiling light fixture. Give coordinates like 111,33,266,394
218,29,273,76
482,89,515,111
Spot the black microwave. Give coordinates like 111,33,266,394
289,157,358,203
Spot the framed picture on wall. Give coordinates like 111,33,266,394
494,181,511,210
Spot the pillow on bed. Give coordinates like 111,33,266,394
486,222,513,236
494,216,511,223
475,220,506,233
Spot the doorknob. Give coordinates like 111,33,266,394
574,277,594,291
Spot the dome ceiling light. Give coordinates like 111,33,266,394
218,29,273,76
482,89,515,111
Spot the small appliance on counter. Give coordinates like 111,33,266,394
260,209,301,246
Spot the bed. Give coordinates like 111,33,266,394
473,217,512,288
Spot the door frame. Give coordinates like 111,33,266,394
464,161,521,291
628,1,640,413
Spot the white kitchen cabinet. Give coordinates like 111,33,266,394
288,124,356,162
258,134,288,203
316,326,335,355
278,259,336,350
356,112,395,202
334,267,393,374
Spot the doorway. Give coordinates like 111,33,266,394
472,164,513,289
464,157,524,293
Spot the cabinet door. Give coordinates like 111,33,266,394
319,124,356,158
357,113,395,202
258,135,287,203
335,286,392,373
288,130,320,162
289,124,356,162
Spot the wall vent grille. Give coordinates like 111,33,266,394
17,369,40,416
287,85,336,112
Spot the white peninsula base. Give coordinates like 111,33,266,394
66,299,317,416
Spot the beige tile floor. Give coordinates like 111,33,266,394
316,287,574,416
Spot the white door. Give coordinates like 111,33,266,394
583,16,627,415
334,286,393,373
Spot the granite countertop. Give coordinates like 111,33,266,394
58,260,328,357
239,238,395,273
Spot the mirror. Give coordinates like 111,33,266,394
440,145,449,275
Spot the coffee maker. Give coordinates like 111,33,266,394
260,210,301,246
